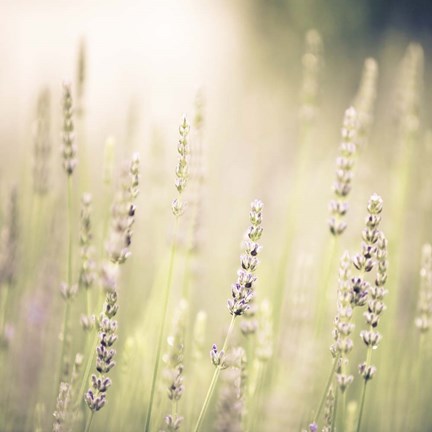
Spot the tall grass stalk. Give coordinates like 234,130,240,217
146,116,190,431
356,380,368,432
331,388,338,432
57,175,74,388
273,29,322,338
246,359,265,432
84,411,94,432
384,44,423,340
314,236,338,335
193,315,236,432
145,218,179,432
314,356,339,423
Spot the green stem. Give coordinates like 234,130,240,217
247,360,265,432
0,283,10,336
57,176,74,388
314,236,337,336
84,411,94,432
181,249,193,301
356,380,368,432
193,315,236,432
67,176,73,289
340,389,346,431
356,343,372,432
314,356,338,422
273,123,312,336
145,219,179,432
407,332,425,430
86,288,91,318
75,331,98,408
331,387,338,432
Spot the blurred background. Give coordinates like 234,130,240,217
0,0,432,431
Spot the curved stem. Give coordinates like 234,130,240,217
193,315,236,432
145,219,179,432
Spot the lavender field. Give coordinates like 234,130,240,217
0,1,431,431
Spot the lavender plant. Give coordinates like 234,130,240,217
145,116,191,432
84,290,119,430
193,199,264,432
77,153,139,430
57,81,78,387
328,107,359,237
356,196,388,432
162,300,188,432
1,20,432,432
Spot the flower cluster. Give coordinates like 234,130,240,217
53,382,71,432
0,188,19,287
396,43,423,138
299,29,323,123
215,348,247,432
172,116,191,217
61,82,77,176
353,58,379,149
162,300,188,432
227,199,264,316
328,107,358,236
331,252,354,392
33,88,51,195
322,387,335,432
350,193,384,309
106,153,140,264
415,244,432,331
357,196,388,381
79,193,96,291
85,291,118,411
210,344,227,369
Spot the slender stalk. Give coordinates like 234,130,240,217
247,360,265,432
272,120,314,344
314,356,338,422
414,333,425,427
67,177,73,288
181,249,193,301
193,315,236,432
314,236,337,336
86,289,91,318
84,411,94,432
145,219,179,432
57,176,73,388
356,380,368,432
331,387,339,432
356,345,372,432
0,283,10,336
340,390,346,431
75,330,98,407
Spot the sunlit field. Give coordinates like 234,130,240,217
0,1,431,431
